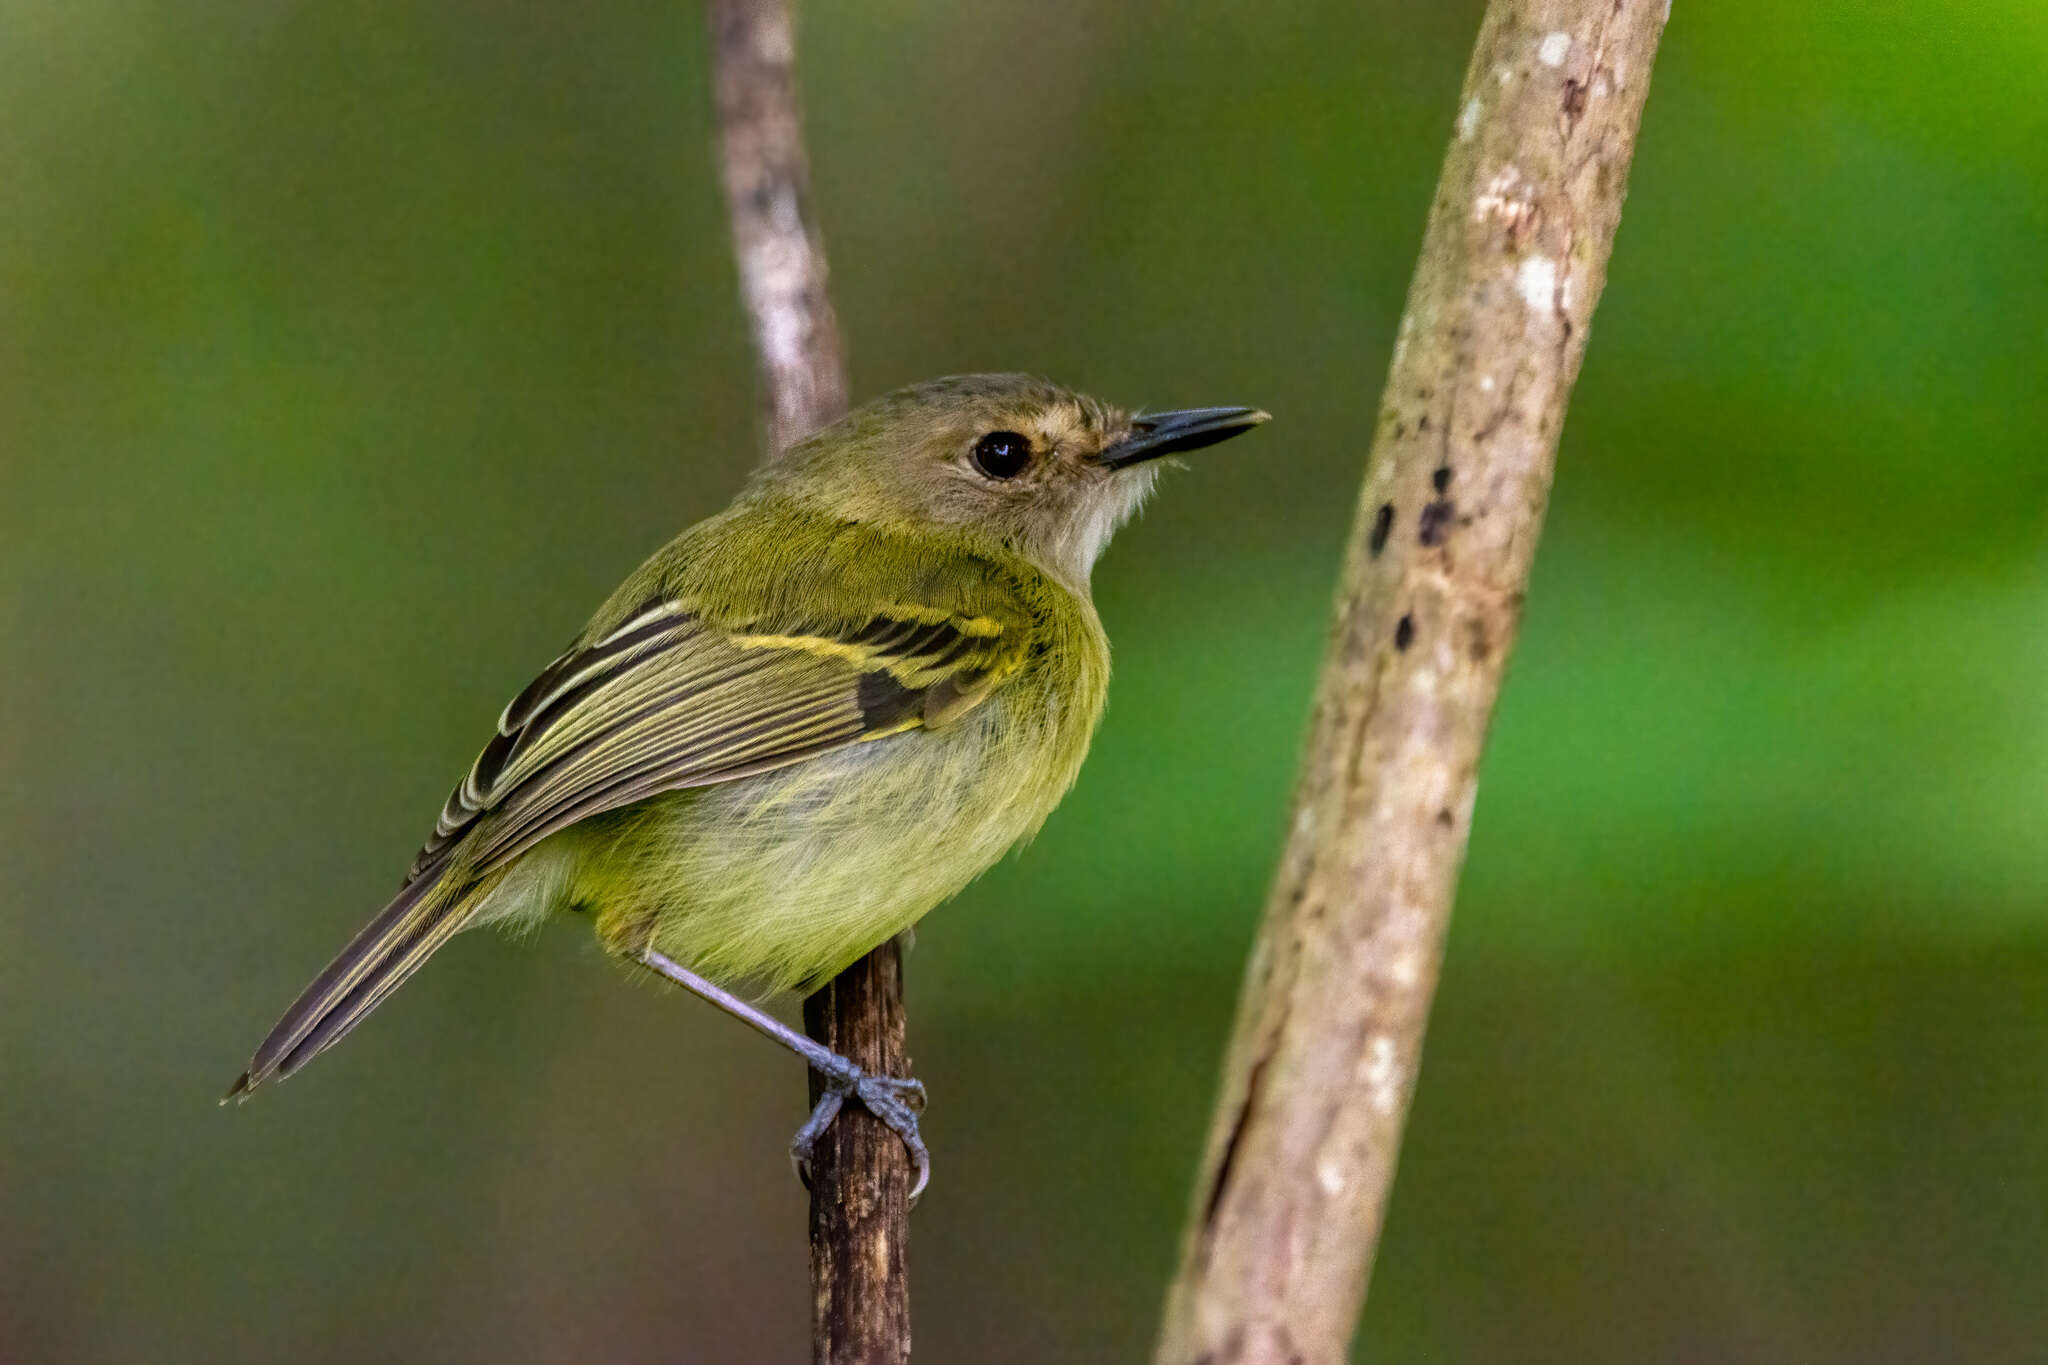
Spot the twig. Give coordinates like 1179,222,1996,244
703,2,913,1362
1154,4,1669,1363
706,0,848,458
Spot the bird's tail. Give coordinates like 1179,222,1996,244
224,866,490,1100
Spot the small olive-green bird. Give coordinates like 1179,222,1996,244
227,373,1267,1196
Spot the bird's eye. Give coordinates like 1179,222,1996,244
971,430,1033,480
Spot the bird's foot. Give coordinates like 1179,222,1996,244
630,949,931,1202
791,1057,930,1204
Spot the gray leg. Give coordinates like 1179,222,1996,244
637,949,930,1202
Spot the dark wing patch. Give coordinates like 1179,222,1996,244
855,669,926,732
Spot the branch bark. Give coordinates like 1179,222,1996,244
1155,4,1668,1363
706,0,848,458
803,946,913,1365
703,3,913,1363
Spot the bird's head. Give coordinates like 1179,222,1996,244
763,373,1268,589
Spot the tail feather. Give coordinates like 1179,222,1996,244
272,899,476,1079
225,868,483,1100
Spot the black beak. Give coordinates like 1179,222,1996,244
1098,405,1271,470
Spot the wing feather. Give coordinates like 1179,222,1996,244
414,599,1027,882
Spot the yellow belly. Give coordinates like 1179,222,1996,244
548,681,1096,993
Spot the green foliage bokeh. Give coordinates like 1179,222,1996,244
4,2,2045,1360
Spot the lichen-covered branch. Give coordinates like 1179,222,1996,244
1154,4,1669,1363
706,0,848,459
702,3,913,1363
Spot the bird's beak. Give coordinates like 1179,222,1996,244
1098,406,1271,470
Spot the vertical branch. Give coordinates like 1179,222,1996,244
1155,3,1668,1364
703,3,912,1363
803,946,914,1364
706,0,848,459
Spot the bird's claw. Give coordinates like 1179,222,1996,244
862,1073,926,1115
790,1068,931,1205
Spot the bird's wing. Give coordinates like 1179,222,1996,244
412,592,1030,880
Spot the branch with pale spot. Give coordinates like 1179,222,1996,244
707,0,847,460
1154,3,1669,1363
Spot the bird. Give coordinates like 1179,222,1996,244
225,373,1268,1199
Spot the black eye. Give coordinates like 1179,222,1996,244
971,430,1033,479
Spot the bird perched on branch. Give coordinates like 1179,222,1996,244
226,373,1267,1199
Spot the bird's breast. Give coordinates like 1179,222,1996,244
578,632,1109,993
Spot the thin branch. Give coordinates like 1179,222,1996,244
803,946,914,1365
706,0,848,459
1154,3,1669,1363
703,2,913,1362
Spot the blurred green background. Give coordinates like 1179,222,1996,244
5,1,2045,1360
